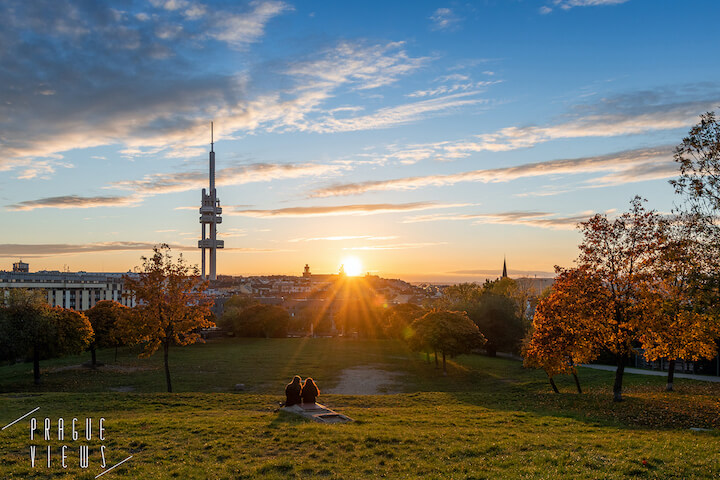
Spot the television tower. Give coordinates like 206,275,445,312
198,122,224,280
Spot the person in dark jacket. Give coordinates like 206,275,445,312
301,377,319,404
285,376,302,406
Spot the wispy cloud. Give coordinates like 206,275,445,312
403,210,594,230
452,96,717,154
0,241,284,257
311,146,674,197
382,147,437,165
429,8,462,31
344,242,447,251
0,241,192,256
317,88,718,170
288,235,398,243
227,202,470,218
306,91,486,133
541,0,630,13
588,159,680,186
287,41,427,91
11,160,74,180
210,1,291,49
406,80,500,98
218,232,248,238
7,195,141,211
111,162,346,196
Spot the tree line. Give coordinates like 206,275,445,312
217,275,533,375
0,245,213,393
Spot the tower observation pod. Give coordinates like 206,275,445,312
198,122,224,280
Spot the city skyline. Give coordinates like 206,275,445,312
2,1,719,282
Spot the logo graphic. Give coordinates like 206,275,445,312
2,407,133,478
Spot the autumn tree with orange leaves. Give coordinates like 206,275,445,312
121,245,214,393
85,300,129,366
524,267,611,394
576,196,664,402
639,213,720,391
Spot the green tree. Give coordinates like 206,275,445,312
437,282,524,355
217,295,260,332
0,306,13,364
407,309,486,375
225,303,290,338
85,300,128,367
120,245,214,393
3,289,93,384
335,299,383,338
435,283,483,309
224,294,259,311
5,289,55,383
470,294,523,356
382,303,425,339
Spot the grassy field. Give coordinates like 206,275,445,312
0,338,718,479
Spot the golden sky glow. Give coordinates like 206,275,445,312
0,1,712,282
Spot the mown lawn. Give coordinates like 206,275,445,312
0,338,718,479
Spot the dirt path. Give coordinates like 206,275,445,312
326,365,404,395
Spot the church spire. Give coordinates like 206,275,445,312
502,256,508,278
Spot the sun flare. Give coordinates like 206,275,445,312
341,256,363,276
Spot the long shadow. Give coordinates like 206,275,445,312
383,353,720,432
2,338,717,432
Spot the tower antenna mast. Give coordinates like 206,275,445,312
198,121,224,280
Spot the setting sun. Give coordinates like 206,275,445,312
341,256,363,276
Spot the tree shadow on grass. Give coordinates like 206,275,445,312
403,354,720,431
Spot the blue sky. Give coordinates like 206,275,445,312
1,0,719,282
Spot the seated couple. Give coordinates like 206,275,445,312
284,375,319,406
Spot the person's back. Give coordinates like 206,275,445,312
285,376,302,406
301,378,319,404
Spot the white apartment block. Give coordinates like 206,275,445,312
0,270,134,311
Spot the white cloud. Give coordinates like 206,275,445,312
455,101,713,154
344,242,447,251
311,146,674,197
227,202,470,218
429,8,462,31
211,1,291,49
0,241,284,256
288,235,398,243
111,162,347,195
403,210,595,230
307,91,486,133
542,0,631,13
327,91,719,165
407,80,501,98
7,194,141,211
287,41,427,91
